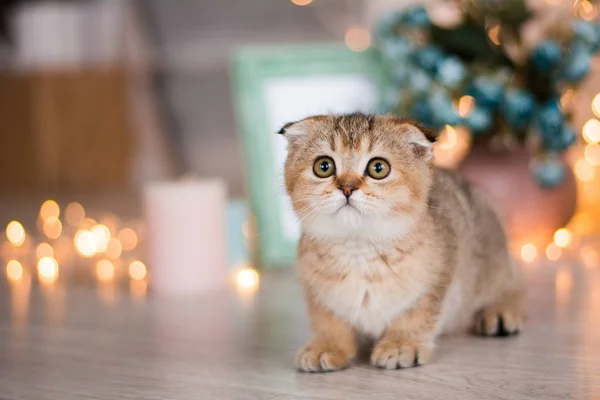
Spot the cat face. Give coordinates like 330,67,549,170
282,114,437,241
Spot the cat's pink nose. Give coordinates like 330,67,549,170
339,184,357,199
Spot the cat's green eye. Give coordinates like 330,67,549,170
366,158,391,180
313,156,336,178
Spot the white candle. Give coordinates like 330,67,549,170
144,179,227,295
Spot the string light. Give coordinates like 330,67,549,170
521,243,538,263
584,144,600,165
488,25,501,46
65,202,85,227
554,228,572,248
6,221,26,247
574,158,596,181
290,0,312,6
39,200,60,221
96,259,115,282
105,238,123,259
42,217,62,239
74,230,97,257
36,243,54,259
345,27,371,52
128,261,147,281
438,125,458,150
37,257,59,283
582,119,600,144
6,260,23,282
91,225,111,253
545,243,562,261
592,94,600,118
118,228,138,251
236,267,260,290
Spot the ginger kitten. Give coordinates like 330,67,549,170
280,113,524,372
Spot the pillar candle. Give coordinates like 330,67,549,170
144,179,227,295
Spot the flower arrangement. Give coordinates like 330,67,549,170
377,0,600,187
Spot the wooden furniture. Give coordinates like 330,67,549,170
0,69,132,192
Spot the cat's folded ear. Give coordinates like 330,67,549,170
389,117,438,161
277,115,328,138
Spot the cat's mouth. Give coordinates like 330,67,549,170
336,202,360,214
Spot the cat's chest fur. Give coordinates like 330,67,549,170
299,238,429,338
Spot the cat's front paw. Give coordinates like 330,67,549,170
370,339,432,369
295,341,350,373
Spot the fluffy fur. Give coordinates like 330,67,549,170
281,113,524,372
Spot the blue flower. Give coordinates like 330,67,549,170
467,77,504,109
414,46,445,73
436,56,467,89
532,158,566,188
501,89,536,130
532,40,562,71
536,99,564,139
379,36,416,61
464,106,493,135
401,6,430,27
542,125,576,152
561,44,592,82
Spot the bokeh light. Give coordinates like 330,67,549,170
128,261,147,281
37,257,59,283
236,268,260,290
457,95,475,117
118,228,138,251
74,230,97,257
91,225,111,253
554,228,572,248
6,221,26,247
584,144,600,165
105,238,123,259
42,216,63,239
345,27,371,52
79,218,98,230
6,260,23,282
290,0,312,6
40,200,60,221
580,246,599,269
521,243,538,263
36,243,54,259
65,202,85,227
592,93,600,118
574,158,595,181
582,119,600,144
545,243,562,261
96,259,115,282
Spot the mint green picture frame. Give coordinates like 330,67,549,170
231,43,385,269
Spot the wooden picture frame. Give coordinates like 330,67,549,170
231,43,384,269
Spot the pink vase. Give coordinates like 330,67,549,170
458,146,577,248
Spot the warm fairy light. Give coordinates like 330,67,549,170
105,238,123,259
582,119,600,144
6,260,23,282
553,228,572,248
545,243,562,261
584,144,600,165
42,216,62,239
91,225,111,253
39,200,60,221
99,214,120,235
438,125,458,150
290,0,312,6
6,221,26,247
592,94,600,118
488,25,501,46
35,243,54,259
457,95,475,117
521,243,538,263
65,202,85,227
345,26,371,52
74,230,97,257
118,228,138,251
236,268,260,290
37,257,58,283
79,218,97,230
96,259,115,282
574,158,595,181
128,261,147,281
580,246,599,269
577,0,597,20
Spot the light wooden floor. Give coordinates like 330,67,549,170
1,262,599,400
